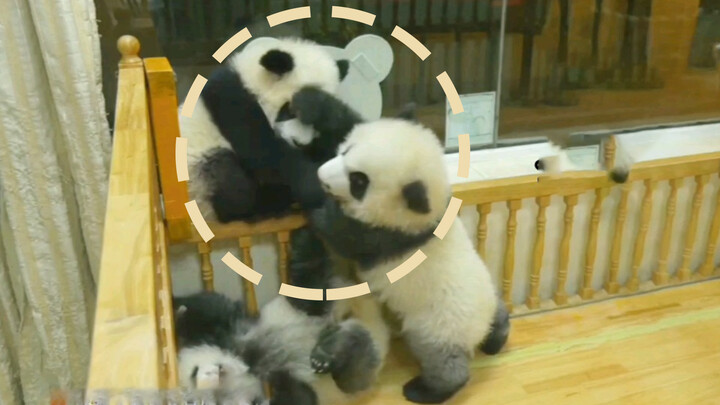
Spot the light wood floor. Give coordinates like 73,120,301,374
355,279,720,405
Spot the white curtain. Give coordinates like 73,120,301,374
0,0,110,403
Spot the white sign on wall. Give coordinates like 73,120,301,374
445,91,496,149
565,144,601,171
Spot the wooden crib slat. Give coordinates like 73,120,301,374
628,180,654,291
555,194,579,305
476,203,491,258
582,188,606,299
607,186,629,294
277,231,290,284
198,242,214,291
144,57,191,241
679,175,706,281
527,196,550,309
503,200,522,310
239,236,259,316
654,179,681,285
701,180,720,277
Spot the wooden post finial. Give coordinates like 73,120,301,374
117,35,141,66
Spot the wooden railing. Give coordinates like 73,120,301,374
87,35,720,396
86,36,177,400
454,146,720,314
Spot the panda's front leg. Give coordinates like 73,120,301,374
290,87,363,142
402,332,470,404
310,319,381,394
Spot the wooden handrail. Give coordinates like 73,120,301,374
453,151,720,206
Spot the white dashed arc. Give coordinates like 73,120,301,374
176,5,471,301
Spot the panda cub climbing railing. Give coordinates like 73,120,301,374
86,35,720,398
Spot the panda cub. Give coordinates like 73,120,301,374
174,230,389,405
295,104,510,403
534,134,630,183
179,37,354,223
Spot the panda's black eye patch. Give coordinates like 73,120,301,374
349,171,369,201
402,180,430,214
190,366,199,382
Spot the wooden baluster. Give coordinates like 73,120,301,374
702,180,720,277
628,180,654,291
476,203,491,258
503,200,522,311
198,242,214,291
277,231,290,284
527,196,551,309
654,179,681,285
679,175,707,281
239,236,259,317
555,195,578,305
603,136,617,169
582,189,606,299
607,185,629,294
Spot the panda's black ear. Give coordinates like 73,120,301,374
260,49,294,75
396,103,418,122
337,59,350,81
402,180,431,214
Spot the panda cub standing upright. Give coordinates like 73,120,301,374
179,37,356,223
290,93,511,404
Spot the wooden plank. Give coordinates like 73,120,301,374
87,36,163,392
361,280,720,405
144,57,192,241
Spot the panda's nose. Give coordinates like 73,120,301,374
534,159,544,171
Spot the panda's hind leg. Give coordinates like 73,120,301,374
310,319,381,394
480,299,510,355
267,370,318,405
201,149,257,223
402,333,470,404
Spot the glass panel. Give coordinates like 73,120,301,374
497,0,720,143
95,0,504,149
96,1,720,147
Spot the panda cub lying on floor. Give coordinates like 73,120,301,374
174,230,389,405
290,93,511,404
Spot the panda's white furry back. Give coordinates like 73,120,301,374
178,37,349,223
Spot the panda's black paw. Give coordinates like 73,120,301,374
310,325,341,374
402,376,461,404
290,87,330,126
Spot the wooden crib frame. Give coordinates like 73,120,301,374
86,35,720,398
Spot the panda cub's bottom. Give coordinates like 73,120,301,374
174,230,390,405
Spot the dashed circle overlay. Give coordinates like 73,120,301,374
177,5,471,301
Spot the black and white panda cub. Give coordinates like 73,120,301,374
174,229,389,405
288,95,511,404
179,37,357,223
